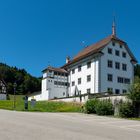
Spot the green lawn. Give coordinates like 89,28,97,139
29,101,82,112
0,95,24,111
0,95,82,112
128,118,140,121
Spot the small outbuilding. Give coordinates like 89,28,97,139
0,79,7,100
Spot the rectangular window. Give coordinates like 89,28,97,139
122,52,126,58
62,82,65,86
115,89,120,94
124,78,130,84
122,89,127,94
122,64,127,71
107,88,113,93
72,69,75,74
108,48,112,54
54,72,57,75
118,77,124,83
115,62,120,69
107,74,113,82
87,61,91,68
78,65,81,72
72,81,75,86
65,82,68,86
87,75,91,82
108,60,113,68
115,50,120,56
54,81,57,85
60,82,63,86
87,88,91,94
112,42,115,46
78,78,81,85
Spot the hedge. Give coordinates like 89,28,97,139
119,102,134,118
84,98,99,114
95,100,114,115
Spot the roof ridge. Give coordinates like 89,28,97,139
73,35,111,60
43,66,68,73
61,34,137,68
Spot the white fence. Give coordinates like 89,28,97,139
0,94,6,100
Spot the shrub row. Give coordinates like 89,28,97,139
119,102,134,118
84,99,114,115
84,98,135,118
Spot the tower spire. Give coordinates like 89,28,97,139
112,16,116,36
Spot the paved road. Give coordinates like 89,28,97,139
0,110,140,140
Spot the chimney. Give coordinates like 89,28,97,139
66,56,70,64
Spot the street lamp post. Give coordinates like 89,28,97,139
13,82,17,110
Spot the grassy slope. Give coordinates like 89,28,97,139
0,95,24,110
29,101,82,112
0,95,82,112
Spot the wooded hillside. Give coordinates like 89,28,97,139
0,63,140,95
134,64,140,78
0,63,41,95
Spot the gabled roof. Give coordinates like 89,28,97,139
62,35,137,68
42,66,68,73
0,78,7,87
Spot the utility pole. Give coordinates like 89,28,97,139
13,82,17,110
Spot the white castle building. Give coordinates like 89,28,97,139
29,23,137,102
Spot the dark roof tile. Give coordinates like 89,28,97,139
62,35,137,68
42,66,68,73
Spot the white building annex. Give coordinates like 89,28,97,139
29,22,137,102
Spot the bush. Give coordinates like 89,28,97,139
84,98,99,114
95,100,114,115
6,94,10,100
119,102,134,118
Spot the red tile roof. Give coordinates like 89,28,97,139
62,35,137,68
42,35,137,72
42,66,68,73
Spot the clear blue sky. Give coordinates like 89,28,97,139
0,0,139,77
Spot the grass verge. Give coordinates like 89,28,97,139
0,95,82,112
